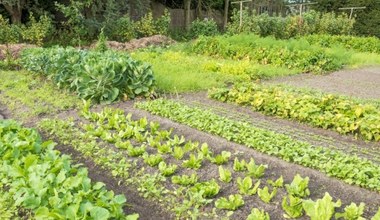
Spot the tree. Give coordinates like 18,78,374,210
0,0,28,24
184,0,191,30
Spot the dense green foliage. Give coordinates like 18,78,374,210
209,84,380,141
189,19,220,38
135,99,380,191
190,34,345,73
313,0,380,38
131,49,300,92
0,120,135,219
0,14,53,46
20,47,155,103
303,34,380,53
228,10,354,38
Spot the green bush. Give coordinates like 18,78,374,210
21,14,53,46
0,15,21,45
189,18,219,38
21,47,156,103
135,11,171,38
104,15,136,42
228,10,354,39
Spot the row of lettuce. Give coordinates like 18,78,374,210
135,99,380,191
209,84,380,142
38,105,380,219
0,120,138,219
20,47,156,104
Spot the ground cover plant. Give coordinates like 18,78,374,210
209,83,380,141
0,119,137,219
0,70,80,119
188,34,380,74
303,35,380,54
189,34,346,74
135,99,380,190
38,104,380,219
20,47,155,103
131,49,300,93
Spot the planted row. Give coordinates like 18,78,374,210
209,84,380,141
304,34,380,54
189,34,343,73
20,47,155,103
135,99,380,191
0,120,137,219
41,105,380,219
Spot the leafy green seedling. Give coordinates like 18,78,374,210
199,143,213,158
258,187,277,203
172,146,185,160
303,192,341,220
157,143,172,154
218,166,232,183
215,194,244,211
183,153,203,170
335,202,365,220
143,154,163,167
170,135,185,146
267,176,284,188
237,176,260,195
134,132,148,143
210,151,231,165
149,121,160,134
191,179,220,198
246,159,267,178
233,157,247,172
282,195,304,218
183,141,198,152
115,140,133,150
171,174,198,186
285,174,310,198
127,145,146,157
247,208,270,220
147,136,161,148
158,162,177,177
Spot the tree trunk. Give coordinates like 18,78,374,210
3,4,22,24
196,0,202,19
223,0,229,30
184,0,191,30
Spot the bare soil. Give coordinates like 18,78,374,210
265,67,380,100
90,35,175,51
0,44,36,60
170,92,380,164
111,101,380,218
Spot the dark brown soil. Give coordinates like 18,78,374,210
111,101,380,219
52,142,173,220
0,44,36,60
265,67,380,100
170,92,380,164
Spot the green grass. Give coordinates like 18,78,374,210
132,49,301,93
0,70,81,119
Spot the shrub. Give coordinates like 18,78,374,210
104,15,136,42
189,18,219,38
228,9,354,38
21,14,53,46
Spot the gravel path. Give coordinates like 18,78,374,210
265,67,380,100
